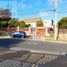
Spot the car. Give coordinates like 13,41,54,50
10,31,26,38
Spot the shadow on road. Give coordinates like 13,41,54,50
0,38,24,50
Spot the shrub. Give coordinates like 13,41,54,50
18,20,26,28
36,20,43,27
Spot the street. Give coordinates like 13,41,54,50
0,38,67,55
11,39,67,55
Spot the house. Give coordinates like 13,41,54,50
23,17,42,28
43,19,53,28
43,19,54,36
22,18,54,36
23,18,53,28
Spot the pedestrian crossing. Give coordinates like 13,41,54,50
0,50,67,67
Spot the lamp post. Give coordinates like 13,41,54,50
54,0,58,40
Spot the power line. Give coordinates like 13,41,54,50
12,10,67,16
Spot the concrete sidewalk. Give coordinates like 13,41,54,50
0,35,11,38
45,37,67,43
27,36,67,43
0,35,67,43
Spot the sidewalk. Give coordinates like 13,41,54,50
28,36,67,43
0,35,10,38
45,36,67,43
0,35,67,43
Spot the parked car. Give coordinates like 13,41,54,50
10,31,26,38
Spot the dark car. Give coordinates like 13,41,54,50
10,31,26,38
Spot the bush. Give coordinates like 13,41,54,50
18,20,26,28
0,21,8,27
36,20,43,27
9,21,17,27
25,24,31,28
8,18,19,27
58,17,67,29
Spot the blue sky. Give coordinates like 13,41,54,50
0,0,67,21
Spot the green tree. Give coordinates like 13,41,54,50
58,17,67,29
9,18,18,27
18,20,26,28
0,21,2,26
36,20,43,27
25,24,31,28
0,21,8,27
2,21,8,27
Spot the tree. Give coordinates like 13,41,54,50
0,21,3,26
0,20,8,27
25,24,31,28
1,21,8,27
18,20,26,28
9,18,18,27
36,20,43,27
58,17,67,29
0,9,11,19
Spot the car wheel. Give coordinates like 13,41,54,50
13,35,17,38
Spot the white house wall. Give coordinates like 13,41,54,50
26,22,36,28
43,20,53,28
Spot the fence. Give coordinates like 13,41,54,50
0,27,17,32
0,27,46,37
59,29,67,34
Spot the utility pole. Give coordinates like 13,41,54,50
54,0,58,40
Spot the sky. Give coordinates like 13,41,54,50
0,0,67,22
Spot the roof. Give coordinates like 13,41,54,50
23,18,42,23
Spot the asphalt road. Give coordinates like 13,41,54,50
17,40,67,55
0,38,67,55
0,38,25,51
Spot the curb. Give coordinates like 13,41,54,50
26,38,67,44
45,40,67,44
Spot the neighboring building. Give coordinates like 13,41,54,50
43,19,54,36
23,17,42,28
22,18,54,36
23,18,53,28
43,19,53,28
